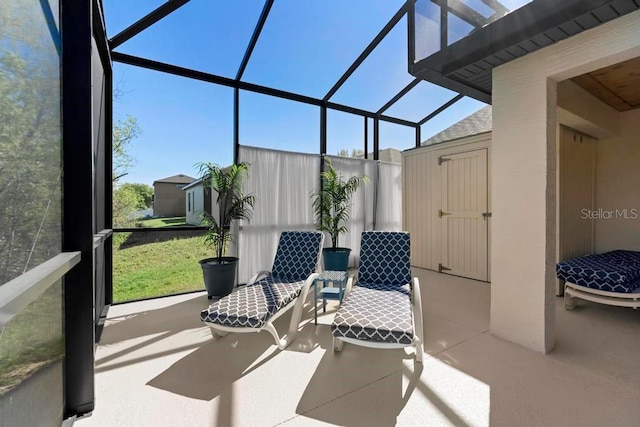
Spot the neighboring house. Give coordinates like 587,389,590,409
353,148,402,163
152,174,195,217
183,178,213,225
421,106,492,146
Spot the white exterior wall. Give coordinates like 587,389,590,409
491,10,640,353
595,109,640,253
185,185,205,225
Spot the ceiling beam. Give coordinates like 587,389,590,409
236,0,274,81
418,94,464,125
109,0,190,49
376,78,421,115
322,2,409,102
112,52,418,128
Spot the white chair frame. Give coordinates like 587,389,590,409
564,281,640,310
205,233,324,350
333,276,424,363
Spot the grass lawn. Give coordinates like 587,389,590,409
138,216,188,228
113,231,211,302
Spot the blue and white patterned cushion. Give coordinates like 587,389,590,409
556,250,640,293
201,275,305,328
331,231,414,345
201,230,323,328
271,231,323,281
331,282,413,344
358,231,411,287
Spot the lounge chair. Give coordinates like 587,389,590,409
331,231,424,362
201,231,324,350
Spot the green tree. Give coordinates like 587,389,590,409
337,148,365,157
120,183,153,209
112,184,143,227
113,115,141,183
0,3,62,283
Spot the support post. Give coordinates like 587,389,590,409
364,116,368,159
62,0,95,417
373,117,380,160
234,87,240,164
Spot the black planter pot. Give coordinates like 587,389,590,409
322,247,351,271
200,257,238,299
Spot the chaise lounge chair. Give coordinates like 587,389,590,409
201,231,324,350
331,231,424,363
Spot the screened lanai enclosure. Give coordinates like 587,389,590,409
2,0,640,425
104,0,490,304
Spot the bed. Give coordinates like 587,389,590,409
556,250,640,310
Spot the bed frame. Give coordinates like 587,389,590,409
564,281,640,310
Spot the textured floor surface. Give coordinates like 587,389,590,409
78,269,640,426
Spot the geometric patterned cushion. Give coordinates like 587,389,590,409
331,282,414,344
358,231,411,288
201,275,305,328
271,231,323,282
556,250,640,293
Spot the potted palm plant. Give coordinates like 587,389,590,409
196,162,255,299
311,157,368,271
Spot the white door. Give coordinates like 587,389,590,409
439,149,489,281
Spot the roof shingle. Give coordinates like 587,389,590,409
423,106,492,146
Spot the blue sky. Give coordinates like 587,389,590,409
105,0,487,186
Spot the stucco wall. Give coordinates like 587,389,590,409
491,10,640,353
595,109,640,252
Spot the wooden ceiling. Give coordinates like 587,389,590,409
572,56,640,112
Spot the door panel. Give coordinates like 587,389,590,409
440,149,488,281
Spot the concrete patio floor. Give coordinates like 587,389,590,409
78,268,640,426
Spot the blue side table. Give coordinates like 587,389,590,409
314,270,348,325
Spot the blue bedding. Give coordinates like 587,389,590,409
556,250,640,293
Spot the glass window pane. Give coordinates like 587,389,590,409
0,281,64,407
0,2,62,284
448,13,475,46
414,0,441,62
500,0,533,12
239,91,319,154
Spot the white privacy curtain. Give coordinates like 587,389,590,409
237,146,403,282
237,146,320,283
325,155,378,268
376,160,403,231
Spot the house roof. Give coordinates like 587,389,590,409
182,178,203,190
153,174,196,185
422,106,492,146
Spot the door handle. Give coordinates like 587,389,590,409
482,212,492,220
439,209,451,218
